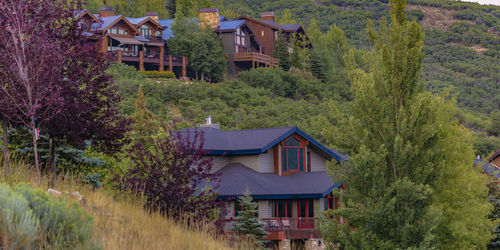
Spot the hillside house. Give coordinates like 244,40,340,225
177,121,347,242
76,7,187,77
479,149,500,178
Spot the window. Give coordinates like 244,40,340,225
261,30,264,37
155,30,161,37
140,25,152,37
272,200,292,217
298,199,314,218
325,195,338,210
282,137,306,173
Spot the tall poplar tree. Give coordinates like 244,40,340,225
320,0,492,248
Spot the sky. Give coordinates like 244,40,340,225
459,0,500,6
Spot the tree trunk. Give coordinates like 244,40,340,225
32,125,41,183
2,120,9,177
1,225,7,249
50,139,56,187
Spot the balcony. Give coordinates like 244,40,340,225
233,52,279,67
219,217,321,241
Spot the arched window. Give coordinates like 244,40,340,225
282,136,306,173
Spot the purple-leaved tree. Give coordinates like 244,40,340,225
116,127,221,221
0,0,132,182
0,0,71,180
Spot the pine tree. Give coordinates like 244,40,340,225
309,49,327,82
165,0,176,18
233,189,268,246
132,86,159,145
273,33,290,71
320,0,492,248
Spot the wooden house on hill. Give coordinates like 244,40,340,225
76,7,187,78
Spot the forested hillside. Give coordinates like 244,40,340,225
216,0,499,116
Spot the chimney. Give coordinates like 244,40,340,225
145,11,159,22
261,12,275,22
99,7,115,18
200,115,220,129
199,8,220,29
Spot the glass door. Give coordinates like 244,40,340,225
297,199,314,228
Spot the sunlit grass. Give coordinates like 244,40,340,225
0,155,250,250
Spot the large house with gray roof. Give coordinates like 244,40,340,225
77,7,308,77
177,121,346,241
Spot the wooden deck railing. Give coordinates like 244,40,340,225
217,217,320,240
233,52,279,67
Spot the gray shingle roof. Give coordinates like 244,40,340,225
214,164,341,200
176,126,347,162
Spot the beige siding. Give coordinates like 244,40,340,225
229,155,260,172
310,149,327,172
210,156,230,173
259,149,274,173
258,200,272,219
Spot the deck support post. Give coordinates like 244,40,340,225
159,47,164,71
181,56,187,78
168,55,173,72
116,50,122,63
139,51,145,71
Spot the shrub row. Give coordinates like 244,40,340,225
141,70,176,79
0,183,98,249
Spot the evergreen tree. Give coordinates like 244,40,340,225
165,0,176,18
273,33,290,71
233,189,268,247
309,49,327,82
320,0,492,248
168,17,226,82
131,86,159,145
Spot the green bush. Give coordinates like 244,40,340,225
0,183,99,249
141,70,176,79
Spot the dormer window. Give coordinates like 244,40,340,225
140,25,152,37
282,136,306,173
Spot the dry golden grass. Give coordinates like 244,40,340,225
0,157,249,250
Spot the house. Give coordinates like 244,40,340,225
200,9,280,75
236,12,310,55
177,120,347,242
480,149,500,178
76,7,187,77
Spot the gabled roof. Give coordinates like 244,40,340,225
91,15,139,33
212,164,342,200
176,126,347,162
217,20,245,32
127,17,165,30
235,15,280,30
75,9,99,22
280,24,303,32
488,149,500,162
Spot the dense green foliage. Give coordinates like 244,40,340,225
0,183,97,249
217,0,499,117
141,71,176,79
319,0,492,248
168,17,227,82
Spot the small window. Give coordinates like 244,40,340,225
261,30,264,37
272,200,292,217
282,136,306,173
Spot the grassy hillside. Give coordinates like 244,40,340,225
0,156,241,250
216,0,499,115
